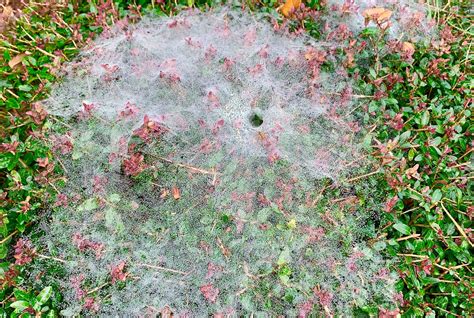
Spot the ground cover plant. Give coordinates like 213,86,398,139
0,0,472,317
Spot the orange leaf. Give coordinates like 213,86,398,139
402,41,415,53
281,0,302,17
362,7,392,24
172,186,180,200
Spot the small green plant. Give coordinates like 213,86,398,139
8,286,55,317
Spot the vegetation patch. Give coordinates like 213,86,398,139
0,0,471,316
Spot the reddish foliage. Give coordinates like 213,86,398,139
13,238,35,265
19,196,31,213
200,283,219,303
198,139,214,154
346,251,364,272
0,266,18,289
211,119,225,135
36,157,49,167
243,28,256,46
384,195,398,212
25,103,47,125
159,58,181,83
298,300,314,317
302,226,325,243
205,45,217,60
222,57,234,71
185,36,202,48
327,23,353,41
54,193,69,207
248,63,263,75
206,262,223,279
258,45,269,58
110,260,128,284
72,233,104,259
207,91,220,108
440,25,456,44
378,308,400,318
119,101,139,118
92,175,108,193
375,268,390,280
70,274,85,300
313,287,333,308
0,141,19,155
82,101,95,117
51,133,73,154
133,115,167,142
101,63,119,73
84,297,99,311
122,152,146,176
393,292,406,307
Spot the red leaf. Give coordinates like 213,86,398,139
110,260,128,284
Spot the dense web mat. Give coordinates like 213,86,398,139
29,4,434,316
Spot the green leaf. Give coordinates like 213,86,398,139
77,197,98,211
277,248,291,266
430,137,442,147
10,300,30,311
369,68,377,79
71,150,82,160
0,244,7,259
105,208,124,233
373,241,386,251
431,189,442,203
400,130,411,142
36,286,53,305
393,223,411,235
421,111,430,126
18,85,32,92
13,289,31,301
108,193,121,203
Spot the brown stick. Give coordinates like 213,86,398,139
36,253,67,263
151,155,219,175
440,202,473,248
137,263,188,275
345,170,380,183
396,233,421,241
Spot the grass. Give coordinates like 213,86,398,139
0,0,472,316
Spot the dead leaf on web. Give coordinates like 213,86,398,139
402,41,415,54
362,7,392,25
160,188,168,199
172,186,181,200
160,305,173,318
8,53,26,69
280,0,302,17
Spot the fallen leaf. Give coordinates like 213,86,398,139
362,7,392,24
405,164,420,180
8,53,26,69
172,186,180,200
304,48,327,63
160,305,173,318
281,0,302,17
160,188,168,199
402,41,415,54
